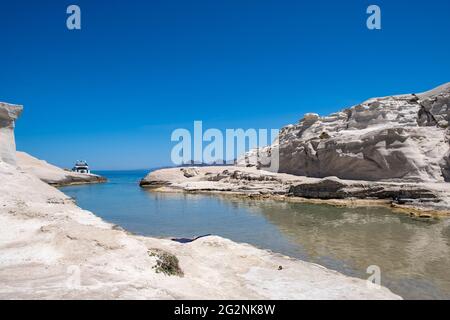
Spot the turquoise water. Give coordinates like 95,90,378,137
59,170,450,300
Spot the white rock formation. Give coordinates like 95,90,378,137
16,151,106,186
0,102,22,166
1,102,104,186
141,165,450,214
241,83,450,182
0,102,400,299
0,160,401,299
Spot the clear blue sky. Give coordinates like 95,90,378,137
1,0,449,170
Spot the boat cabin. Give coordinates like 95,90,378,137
72,160,90,174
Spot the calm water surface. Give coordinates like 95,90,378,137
59,170,450,299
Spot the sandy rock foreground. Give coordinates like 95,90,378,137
0,161,400,299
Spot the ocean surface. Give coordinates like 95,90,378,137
59,170,450,300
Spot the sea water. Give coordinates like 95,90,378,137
59,170,450,300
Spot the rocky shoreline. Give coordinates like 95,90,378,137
0,101,401,299
140,166,450,217
6,82,450,299
140,83,450,218
0,160,401,299
16,151,107,187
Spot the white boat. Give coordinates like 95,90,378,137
72,160,90,174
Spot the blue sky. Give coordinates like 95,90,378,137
1,0,449,170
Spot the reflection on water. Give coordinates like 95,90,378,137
252,201,450,300
60,170,450,299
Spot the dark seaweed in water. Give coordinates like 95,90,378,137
172,234,212,243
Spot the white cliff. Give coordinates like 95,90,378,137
0,102,22,166
142,84,450,215
1,102,103,186
241,83,450,182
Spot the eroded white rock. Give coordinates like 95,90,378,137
242,83,450,182
0,102,23,166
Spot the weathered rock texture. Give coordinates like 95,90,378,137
0,103,400,299
0,102,23,166
240,83,450,182
0,161,401,299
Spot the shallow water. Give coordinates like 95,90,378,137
59,170,450,299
